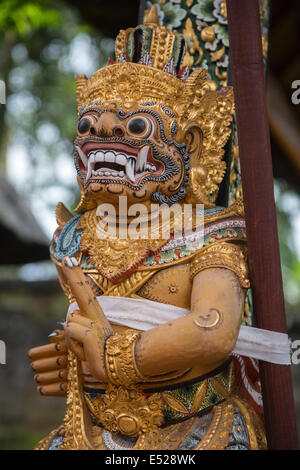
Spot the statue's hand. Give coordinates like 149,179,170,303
28,329,68,396
64,310,108,383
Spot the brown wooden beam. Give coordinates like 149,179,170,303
227,0,298,449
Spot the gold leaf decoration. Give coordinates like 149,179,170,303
210,45,225,62
162,392,190,414
210,377,229,399
182,18,203,66
191,380,208,412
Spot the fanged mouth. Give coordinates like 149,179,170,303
75,142,163,184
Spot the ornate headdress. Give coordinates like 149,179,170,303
74,6,234,207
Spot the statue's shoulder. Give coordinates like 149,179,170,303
189,201,249,288
50,202,82,263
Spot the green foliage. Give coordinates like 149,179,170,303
275,179,300,322
0,2,113,235
0,0,61,37
0,425,43,450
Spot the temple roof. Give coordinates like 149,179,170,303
0,173,49,264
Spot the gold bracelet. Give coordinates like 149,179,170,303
105,329,145,388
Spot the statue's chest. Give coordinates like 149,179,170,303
81,262,192,310
136,263,192,309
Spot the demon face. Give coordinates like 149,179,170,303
74,100,190,210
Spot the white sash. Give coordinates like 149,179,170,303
67,295,291,365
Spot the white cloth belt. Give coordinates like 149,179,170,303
67,295,291,365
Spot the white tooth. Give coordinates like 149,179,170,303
89,154,95,163
95,152,104,162
119,170,124,177
86,165,92,180
104,171,111,176
105,152,115,163
116,154,127,166
111,171,118,176
125,158,135,182
92,170,96,176
145,163,156,171
76,146,88,169
136,145,149,172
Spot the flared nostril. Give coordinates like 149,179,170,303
113,126,124,137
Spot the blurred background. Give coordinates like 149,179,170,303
0,0,300,449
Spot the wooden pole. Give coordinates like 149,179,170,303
227,0,298,449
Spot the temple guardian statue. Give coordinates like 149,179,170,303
28,8,268,450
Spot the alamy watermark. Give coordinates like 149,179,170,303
95,196,204,242
291,340,300,365
0,340,6,365
291,80,300,105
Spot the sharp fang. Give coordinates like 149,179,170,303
76,145,88,169
136,145,149,172
86,167,92,181
85,155,95,181
125,158,136,182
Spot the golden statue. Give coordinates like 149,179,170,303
28,8,266,450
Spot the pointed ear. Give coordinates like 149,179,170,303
183,123,215,208
183,123,203,165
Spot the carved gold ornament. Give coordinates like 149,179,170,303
85,385,163,438
201,25,216,43
78,204,198,280
182,18,203,66
220,0,227,20
78,208,168,281
211,45,226,63
105,329,145,387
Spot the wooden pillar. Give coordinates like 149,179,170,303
227,0,298,449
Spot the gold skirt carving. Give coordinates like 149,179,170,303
35,353,266,450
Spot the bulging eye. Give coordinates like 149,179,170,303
78,117,92,134
77,114,98,134
126,116,153,139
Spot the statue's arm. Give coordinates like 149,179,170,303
134,267,245,378
61,242,248,386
